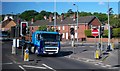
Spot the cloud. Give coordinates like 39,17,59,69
98,2,105,5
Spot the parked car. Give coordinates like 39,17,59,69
0,31,11,41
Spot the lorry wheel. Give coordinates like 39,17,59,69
30,46,36,54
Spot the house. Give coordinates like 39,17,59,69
29,14,101,41
1,16,16,31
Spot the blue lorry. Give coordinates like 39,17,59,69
28,31,60,55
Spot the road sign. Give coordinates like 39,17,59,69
92,29,99,37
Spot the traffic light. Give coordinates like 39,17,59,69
100,26,104,36
70,28,75,35
21,22,28,36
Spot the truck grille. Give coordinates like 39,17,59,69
44,42,58,47
45,48,57,50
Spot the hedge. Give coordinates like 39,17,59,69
84,28,120,38
84,30,92,37
103,30,108,37
112,28,120,37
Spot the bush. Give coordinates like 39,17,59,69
84,30,92,37
38,25,47,31
112,28,120,37
103,30,108,37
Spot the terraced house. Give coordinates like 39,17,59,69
29,14,101,41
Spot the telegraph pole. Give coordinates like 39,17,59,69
107,0,111,51
73,4,79,42
54,0,56,32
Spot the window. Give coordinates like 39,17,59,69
62,33,65,38
75,33,77,38
71,26,74,28
75,26,77,30
36,34,40,40
62,26,65,30
66,33,68,39
58,26,60,30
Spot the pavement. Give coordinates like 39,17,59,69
61,41,120,69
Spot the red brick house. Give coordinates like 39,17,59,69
29,14,101,41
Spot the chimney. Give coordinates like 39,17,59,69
49,14,53,22
73,13,76,21
44,16,47,20
57,15,60,19
60,13,64,21
31,18,34,24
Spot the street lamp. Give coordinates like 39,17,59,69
73,4,79,42
107,0,112,51
54,0,56,32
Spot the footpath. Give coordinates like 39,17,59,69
61,41,120,69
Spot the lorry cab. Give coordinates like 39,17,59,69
30,31,60,55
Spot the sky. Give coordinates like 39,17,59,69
2,2,119,15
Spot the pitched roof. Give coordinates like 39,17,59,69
2,19,12,28
29,16,96,26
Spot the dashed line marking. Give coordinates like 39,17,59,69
19,65,26,71
23,65,46,69
2,62,13,65
42,64,56,71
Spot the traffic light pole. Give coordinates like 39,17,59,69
15,26,17,54
71,35,74,47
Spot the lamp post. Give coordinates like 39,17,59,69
73,4,79,42
107,0,112,51
54,0,56,32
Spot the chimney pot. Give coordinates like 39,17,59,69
73,13,77,21
44,16,47,20
49,14,53,22
60,14,64,22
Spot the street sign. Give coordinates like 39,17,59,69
92,29,99,37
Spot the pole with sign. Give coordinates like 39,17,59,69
92,28,99,48
92,28,100,59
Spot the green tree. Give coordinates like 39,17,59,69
38,25,47,31
35,14,44,20
79,11,92,16
19,10,38,21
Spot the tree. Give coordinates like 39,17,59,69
67,9,74,14
19,10,38,21
35,14,44,20
38,25,47,31
79,11,92,16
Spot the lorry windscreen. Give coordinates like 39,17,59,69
41,33,60,41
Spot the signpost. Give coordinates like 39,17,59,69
92,28,99,48
92,28,100,59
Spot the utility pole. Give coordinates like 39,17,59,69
54,0,56,32
107,0,111,51
73,4,79,42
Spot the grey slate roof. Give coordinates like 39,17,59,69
29,16,96,26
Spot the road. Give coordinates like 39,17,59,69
1,41,117,71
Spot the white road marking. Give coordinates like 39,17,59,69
105,65,111,67
23,65,46,69
19,65,26,71
95,63,99,65
101,65,108,68
2,62,13,65
42,64,56,71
